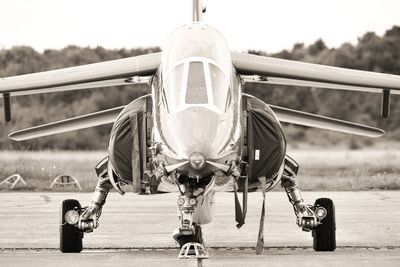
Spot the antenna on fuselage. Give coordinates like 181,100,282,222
192,0,206,22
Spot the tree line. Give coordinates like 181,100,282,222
0,26,399,150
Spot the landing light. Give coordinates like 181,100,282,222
188,198,197,206
177,198,185,206
315,207,327,219
65,210,80,225
189,152,206,170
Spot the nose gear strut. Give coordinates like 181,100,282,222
176,195,199,236
173,171,215,258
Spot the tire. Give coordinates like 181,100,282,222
60,199,83,253
312,198,336,251
175,225,203,248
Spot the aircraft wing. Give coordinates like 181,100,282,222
0,77,151,97
244,93,384,137
8,94,150,141
0,52,161,95
232,52,400,93
241,76,400,95
269,105,384,138
8,106,124,141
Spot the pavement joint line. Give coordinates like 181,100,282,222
1,246,400,252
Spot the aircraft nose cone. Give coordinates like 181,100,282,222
189,151,206,170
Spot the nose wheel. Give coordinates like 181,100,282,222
174,225,208,259
174,224,203,248
312,198,336,251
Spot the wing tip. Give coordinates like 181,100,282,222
8,132,21,141
373,128,386,138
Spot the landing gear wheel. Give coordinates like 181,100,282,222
175,225,203,248
312,198,336,251
60,199,83,253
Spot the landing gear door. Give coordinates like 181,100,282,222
107,95,151,193
135,96,153,193
243,95,287,189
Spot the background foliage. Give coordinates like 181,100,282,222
1,26,399,150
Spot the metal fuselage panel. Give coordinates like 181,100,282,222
152,23,243,178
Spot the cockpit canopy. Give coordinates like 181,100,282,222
161,23,233,115
163,57,231,114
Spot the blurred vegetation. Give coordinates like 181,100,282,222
247,26,400,149
0,46,160,150
1,26,400,150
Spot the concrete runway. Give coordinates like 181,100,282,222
0,191,399,266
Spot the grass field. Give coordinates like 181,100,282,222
0,151,105,192
0,149,399,192
287,149,400,191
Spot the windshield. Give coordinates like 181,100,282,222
186,62,208,104
163,58,231,114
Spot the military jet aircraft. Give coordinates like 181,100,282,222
1,0,400,259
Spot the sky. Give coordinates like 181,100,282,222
1,0,400,53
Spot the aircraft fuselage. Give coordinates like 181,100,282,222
152,23,243,179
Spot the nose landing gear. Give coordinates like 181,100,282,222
173,207,208,259
173,194,206,256
173,176,214,259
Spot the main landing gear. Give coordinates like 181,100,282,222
312,198,336,251
60,199,83,253
59,164,113,253
282,157,336,251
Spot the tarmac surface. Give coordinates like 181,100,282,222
0,191,399,266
